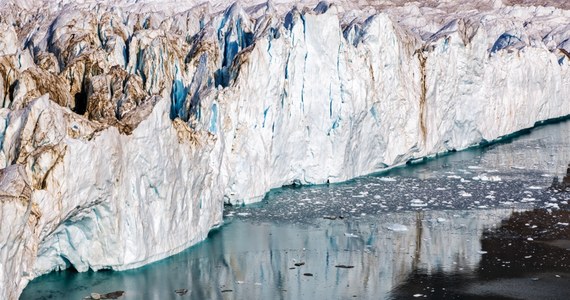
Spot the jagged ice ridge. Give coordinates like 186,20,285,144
0,0,569,298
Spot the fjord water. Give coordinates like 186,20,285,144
21,120,570,300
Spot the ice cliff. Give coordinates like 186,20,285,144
1,0,569,298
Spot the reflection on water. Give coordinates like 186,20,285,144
551,163,570,192
21,120,570,300
391,204,570,299
22,210,516,300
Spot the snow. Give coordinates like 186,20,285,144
0,0,570,298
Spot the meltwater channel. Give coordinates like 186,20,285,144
22,120,570,299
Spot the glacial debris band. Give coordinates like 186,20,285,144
1,0,569,298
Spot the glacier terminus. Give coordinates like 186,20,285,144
0,0,569,298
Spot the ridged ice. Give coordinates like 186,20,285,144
1,1,569,298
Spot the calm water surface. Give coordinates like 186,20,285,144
21,120,570,300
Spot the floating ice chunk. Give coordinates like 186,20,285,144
478,250,488,254
236,212,250,216
379,177,397,182
557,222,569,226
473,174,502,182
436,218,447,223
344,233,359,238
459,191,472,197
386,224,408,232
447,175,461,179
527,186,543,190
413,294,424,298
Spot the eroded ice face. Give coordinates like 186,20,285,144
6,1,570,299
22,119,570,300
226,119,570,223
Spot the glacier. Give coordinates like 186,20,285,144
0,0,569,298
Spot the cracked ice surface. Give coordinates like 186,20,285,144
1,0,570,298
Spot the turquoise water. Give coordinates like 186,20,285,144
21,120,570,299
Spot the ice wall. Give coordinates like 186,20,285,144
0,0,569,298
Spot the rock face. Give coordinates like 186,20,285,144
0,0,569,298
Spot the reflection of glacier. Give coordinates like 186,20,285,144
386,120,570,183
217,210,515,299
472,120,570,179
21,209,517,299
